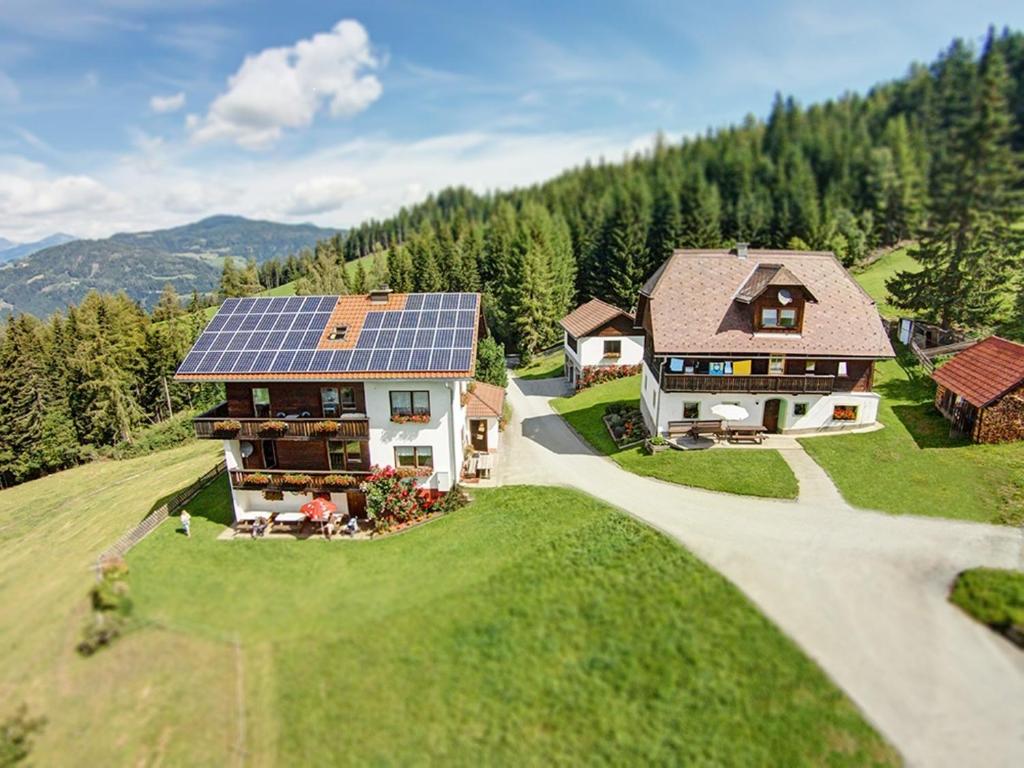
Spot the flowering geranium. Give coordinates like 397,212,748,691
577,364,641,391
360,465,428,532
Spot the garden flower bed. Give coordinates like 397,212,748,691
602,403,648,448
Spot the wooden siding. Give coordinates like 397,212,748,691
588,314,640,338
661,373,835,394
751,286,807,334
225,381,366,418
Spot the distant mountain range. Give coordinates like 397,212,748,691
0,233,77,264
0,215,341,317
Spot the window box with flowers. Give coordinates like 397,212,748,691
832,405,858,422
310,420,341,435
241,472,271,487
279,473,313,489
321,474,359,489
213,420,242,436
391,413,431,425
257,420,289,436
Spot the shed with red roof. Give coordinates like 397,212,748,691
932,336,1024,443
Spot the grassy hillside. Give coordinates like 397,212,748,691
0,451,894,765
852,247,920,318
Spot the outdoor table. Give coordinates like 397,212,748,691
476,453,494,478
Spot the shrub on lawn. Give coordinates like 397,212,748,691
0,705,46,766
78,557,133,656
100,412,197,459
578,364,641,391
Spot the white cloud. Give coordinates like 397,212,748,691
150,91,186,114
0,171,119,219
0,71,19,104
187,19,382,150
285,176,366,215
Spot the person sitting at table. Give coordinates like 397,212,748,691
251,515,268,538
345,515,359,537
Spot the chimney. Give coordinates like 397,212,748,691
368,285,393,303
734,242,749,259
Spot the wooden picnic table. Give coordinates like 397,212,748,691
727,425,768,444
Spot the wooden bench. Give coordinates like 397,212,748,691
727,425,767,444
667,420,725,440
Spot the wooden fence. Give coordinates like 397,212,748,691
95,460,227,570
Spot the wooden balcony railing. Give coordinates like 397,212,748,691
661,373,836,394
193,402,370,441
229,468,371,493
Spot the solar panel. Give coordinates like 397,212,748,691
356,330,378,349
429,348,452,370
197,350,224,372
214,351,241,372
236,350,259,372
399,311,419,328
405,294,424,310
244,332,267,350
284,296,304,312
390,349,412,370
419,310,439,328
301,330,323,348
271,351,296,372
451,349,472,370
210,333,232,351
227,333,249,351
441,293,459,310
350,350,372,370
310,350,333,371
300,296,321,312
239,314,261,331
423,293,442,310
193,333,215,351
293,312,315,331
207,315,228,332
415,329,435,348
253,350,277,370
263,331,286,349
267,297,288,312
363,312,384,330
237,297,257,314
255,314,277,331
221,298,240,314
438,310,456,328
273,314,294,331
459,293,477,309
434,329,454,348
396,329,416,348
410,349,431,369
369,349,391,370
292,350,314,371
311,311,332,329
284,331,306,349
317,296,337,312
454,328,473,348
382,311,402,329
376,330,397,348
330,350,352,372
178,351,205,373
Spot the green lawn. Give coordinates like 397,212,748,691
122,480,891,766
551,376,799,499
799,354,1024,525
852,247,919,319
950,568,1024,643
516,348,565,380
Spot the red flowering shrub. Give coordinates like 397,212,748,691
577,364,641,391
360,465,429,533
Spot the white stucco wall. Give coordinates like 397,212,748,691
640,364,881,435
565,331,644,379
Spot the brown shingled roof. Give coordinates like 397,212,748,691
560,298,634,338
931,336,1024,408
641,249,894,358
734,263,817,304
466,382,505,418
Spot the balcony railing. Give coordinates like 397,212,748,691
229,468,371,493
661,373,835,394
193,402,370,441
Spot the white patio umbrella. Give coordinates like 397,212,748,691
710,403,749,422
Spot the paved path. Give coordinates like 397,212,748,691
503,376,1024,768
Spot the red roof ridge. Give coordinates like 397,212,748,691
931,335,1024,407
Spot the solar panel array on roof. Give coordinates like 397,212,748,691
176,293,479,376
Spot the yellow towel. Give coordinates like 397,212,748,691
733,360,752,376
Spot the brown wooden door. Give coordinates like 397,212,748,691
762,399,781,433
470,419,488,452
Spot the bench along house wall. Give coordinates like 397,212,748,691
635,247,894,436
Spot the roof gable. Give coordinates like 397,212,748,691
560,298,635,338
734,263,818,304
466,382,506,418
932,336,1024,407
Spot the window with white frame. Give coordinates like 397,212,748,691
395,446,434,469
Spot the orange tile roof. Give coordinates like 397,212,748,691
931,336,1024,407
560,298,634,337
466,382,506,418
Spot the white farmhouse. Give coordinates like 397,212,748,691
560,298,644,387
636,246,895,435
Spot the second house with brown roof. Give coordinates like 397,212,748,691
560,298,644,387
635,245,895,436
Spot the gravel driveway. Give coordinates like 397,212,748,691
502,375,1024,768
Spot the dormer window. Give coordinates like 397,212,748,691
329,325,348,341
760,308,797,329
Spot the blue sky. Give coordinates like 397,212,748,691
1,0,1022,241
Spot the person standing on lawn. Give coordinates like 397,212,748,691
180,509,191,537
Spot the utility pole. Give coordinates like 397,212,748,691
163,376,174,419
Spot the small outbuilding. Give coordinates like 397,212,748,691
931,336,1024,443
560,298,644,386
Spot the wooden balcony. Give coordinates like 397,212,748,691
661,373,835,394
229,468,370,493
193,402,370,441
